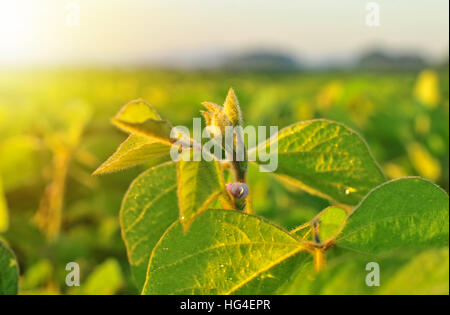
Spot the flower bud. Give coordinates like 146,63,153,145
226,182,249,199
223,87,242,126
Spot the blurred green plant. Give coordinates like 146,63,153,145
68,258,124,295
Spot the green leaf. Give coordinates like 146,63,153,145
115,99,162,122
337,177,449,255
249,120,385,205
283,248,449,295
112,118,173,145
95,99,173,174
111,98,174,145
283,177,449,294
0,177,9,233
121,162,179,290
142,209,307,295
314,206,347,242
233,251,311,295
0,241,18,295
177,155,224,230
93,134,171,175
292,206,347,244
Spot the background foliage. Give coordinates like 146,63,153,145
0,67,448,294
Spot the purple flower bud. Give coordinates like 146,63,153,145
226,182,249,199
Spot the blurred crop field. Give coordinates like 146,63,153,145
0,67,448,294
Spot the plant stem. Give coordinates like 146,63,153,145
313,248,326,272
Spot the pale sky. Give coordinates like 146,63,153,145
0,0,448,66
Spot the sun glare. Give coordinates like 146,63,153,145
0,1,35,62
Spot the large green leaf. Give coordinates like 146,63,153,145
282,177,449,294
283,248,449,295
233,251,311,295
177,156,224,230
121,162,179,290
142,209,307,295
249,120,385,205
337,177,449,255
0,241,18,295
93,135,170,175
